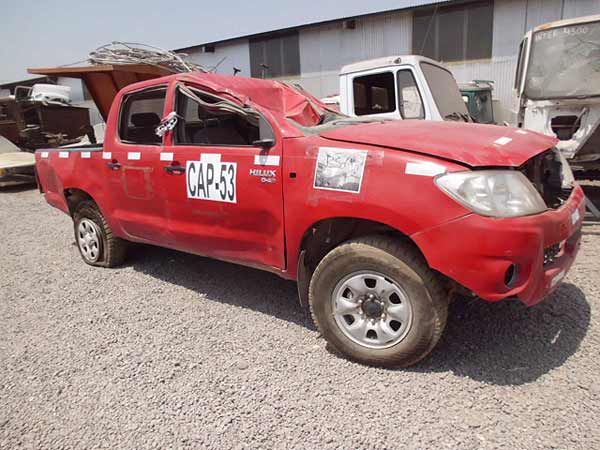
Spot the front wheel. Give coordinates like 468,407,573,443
309,236,448,367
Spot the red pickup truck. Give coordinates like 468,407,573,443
35,73,585,367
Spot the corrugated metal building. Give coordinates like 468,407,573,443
6,0,597,125
180,0,599,121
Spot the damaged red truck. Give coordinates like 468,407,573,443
35,73,585,367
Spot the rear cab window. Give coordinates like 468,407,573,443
119,87,167,145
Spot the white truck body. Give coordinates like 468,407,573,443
335,55,470,123
513,15,600,173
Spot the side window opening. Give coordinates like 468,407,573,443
352,72,396,116
174,87,272,146
118,87,166,145
397,70,425,119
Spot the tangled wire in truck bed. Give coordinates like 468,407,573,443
88,42,208,74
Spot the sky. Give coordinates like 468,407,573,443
0,0,418,84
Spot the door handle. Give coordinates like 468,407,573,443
164,165,186,175
107,162,121,170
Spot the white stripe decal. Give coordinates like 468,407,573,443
200,154,221,163
81,152,91,159
58,151,69,159
40,152,49,158
254,154,280,166
160,152,174,161
405,162,446,177
102,152,112,160
494,137,512,145
128,152,141,160
515,130,528,135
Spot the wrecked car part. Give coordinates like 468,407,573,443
89,42,208,74
514,15,600,181
520,148,575,208
29,84,71,105
0,85,91,151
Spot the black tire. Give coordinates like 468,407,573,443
72,200,127,267
309,235,448,368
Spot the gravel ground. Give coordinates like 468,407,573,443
1,186,599,450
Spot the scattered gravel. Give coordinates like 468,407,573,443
1,186,599,450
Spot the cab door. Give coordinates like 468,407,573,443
104,86,169,244
160,84,285,271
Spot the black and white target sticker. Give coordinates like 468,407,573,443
186,154,237,203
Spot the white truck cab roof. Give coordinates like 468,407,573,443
340,55,443,75
532,13,600,32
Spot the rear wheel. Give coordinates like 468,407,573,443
309,236,448,367
73,201,127,267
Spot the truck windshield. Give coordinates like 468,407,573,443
420,63,470,122
471,91,494,124
525,20,600,99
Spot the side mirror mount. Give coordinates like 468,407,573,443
252,138,275,149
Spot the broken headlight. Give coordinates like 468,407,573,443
555,149,575,189
435,170,547,218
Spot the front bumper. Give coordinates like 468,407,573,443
412,185,585,306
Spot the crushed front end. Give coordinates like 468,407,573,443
413,148,584,306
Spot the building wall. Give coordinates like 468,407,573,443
450,0,600,122
288,0,599,121
186,40,252,78
44,0,600,125
297,11,413,98
563,0,600,17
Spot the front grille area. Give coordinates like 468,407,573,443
543,243,561,266
520,148,573,209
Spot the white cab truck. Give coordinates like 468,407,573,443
513,14,600,176
327,55,471,123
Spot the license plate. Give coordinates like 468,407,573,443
186,160,237,203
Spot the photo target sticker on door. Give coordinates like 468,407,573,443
314,147,367,193
186,153,237,203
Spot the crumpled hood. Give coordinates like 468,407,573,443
320,120,558,167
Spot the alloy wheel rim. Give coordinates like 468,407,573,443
77,219,101,263
332,271,413,349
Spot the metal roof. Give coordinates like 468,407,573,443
176,0,453,51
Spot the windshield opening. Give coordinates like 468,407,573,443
525,20,600,99
420,62,470,122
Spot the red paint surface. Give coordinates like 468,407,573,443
35,73,584,306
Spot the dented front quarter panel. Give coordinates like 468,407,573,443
282,135,472,279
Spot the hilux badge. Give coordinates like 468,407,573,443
250,168,277,183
